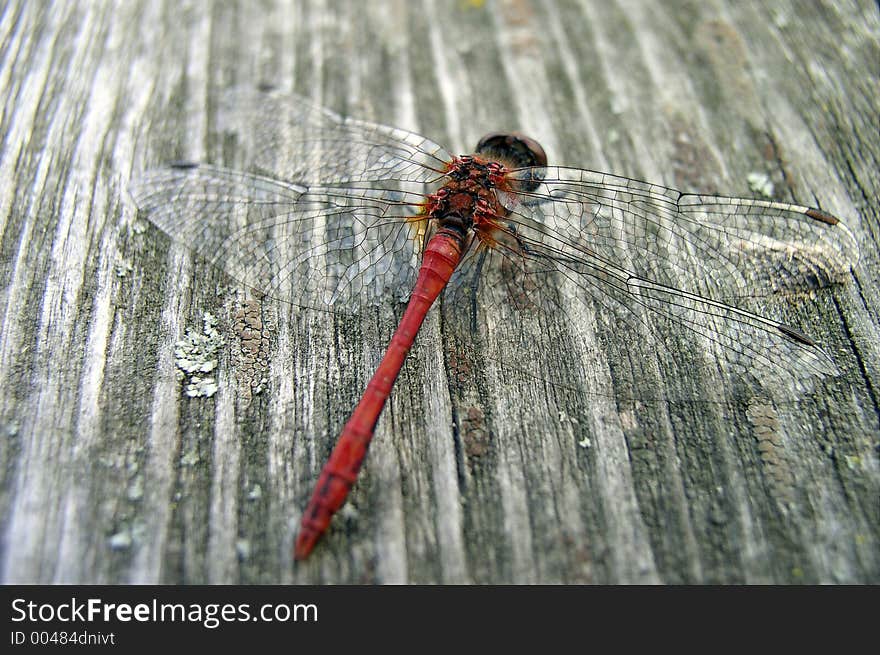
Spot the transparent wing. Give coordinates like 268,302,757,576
130,164,434,311
217,86,452,186
502,166,857,296
131,87,457,311
451,165,858,395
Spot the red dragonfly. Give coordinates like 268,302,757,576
130,87,857,560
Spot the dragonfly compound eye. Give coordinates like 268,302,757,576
475,132,547,192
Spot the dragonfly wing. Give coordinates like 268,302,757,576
469,166,858,395
501,166,858,298
130,164,425,312
217,86,453,187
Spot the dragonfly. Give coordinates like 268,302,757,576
130,86,858,560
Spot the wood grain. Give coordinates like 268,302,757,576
0,0,877,584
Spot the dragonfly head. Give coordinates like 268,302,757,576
474,132,547,192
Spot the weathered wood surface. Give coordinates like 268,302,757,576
0,0,877,584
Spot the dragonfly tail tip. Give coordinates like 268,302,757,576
294,529,320,561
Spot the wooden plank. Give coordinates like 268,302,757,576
0,0,876,584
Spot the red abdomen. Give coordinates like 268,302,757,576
294,229,465,559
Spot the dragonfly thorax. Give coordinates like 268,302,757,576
447,155,504,185
426,156,508,238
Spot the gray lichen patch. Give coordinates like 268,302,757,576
107,523,146,551
115,259,134,277
844,454,865,471
108,531,132,550
340,504,359,520
246,483,262,501
236,538,251,561
126,474,144,501
747,172,775,198
175,312,224,398
180,448,200,467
